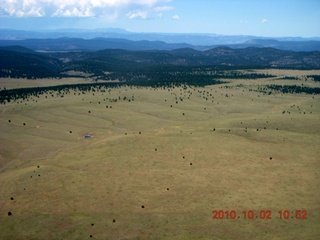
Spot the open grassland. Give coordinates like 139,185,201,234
0,77,93,90
0,71,320,240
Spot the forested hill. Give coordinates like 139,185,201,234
0,47,63,79
0,45,320,81
84,47,320,68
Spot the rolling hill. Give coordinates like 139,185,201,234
0,47,63,79
1,45,320,81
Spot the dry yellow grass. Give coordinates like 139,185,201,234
0,72,319,240
0,77,94,90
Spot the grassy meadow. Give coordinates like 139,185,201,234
0,69,320,240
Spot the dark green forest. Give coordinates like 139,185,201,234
0,49,63,79
1,46,320,81
307,75,320,82
261,85,320,94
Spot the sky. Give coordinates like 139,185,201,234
0,0,319,37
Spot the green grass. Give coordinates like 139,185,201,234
0,74,320,240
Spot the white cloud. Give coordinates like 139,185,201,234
52,7,94,17
154,5,173,12
126,10,148,19
0,0,172,18
125,2,173,20
5,6,44,17
171,14,179,20
261,18,268,24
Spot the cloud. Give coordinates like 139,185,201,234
7,7,44,17
0,0,172,18
126,10,148,19
153,5,173,12
52,7,94,17
125,2,173,20
171,14,179,20
261,18,268,24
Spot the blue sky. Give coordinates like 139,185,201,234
0,0,319,37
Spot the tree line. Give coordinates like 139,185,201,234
262,84,320,94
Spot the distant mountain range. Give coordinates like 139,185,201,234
0,38,192,52
1,28,320,52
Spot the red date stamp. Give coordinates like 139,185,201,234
212,210,307,220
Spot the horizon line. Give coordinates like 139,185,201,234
1,28,320,39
